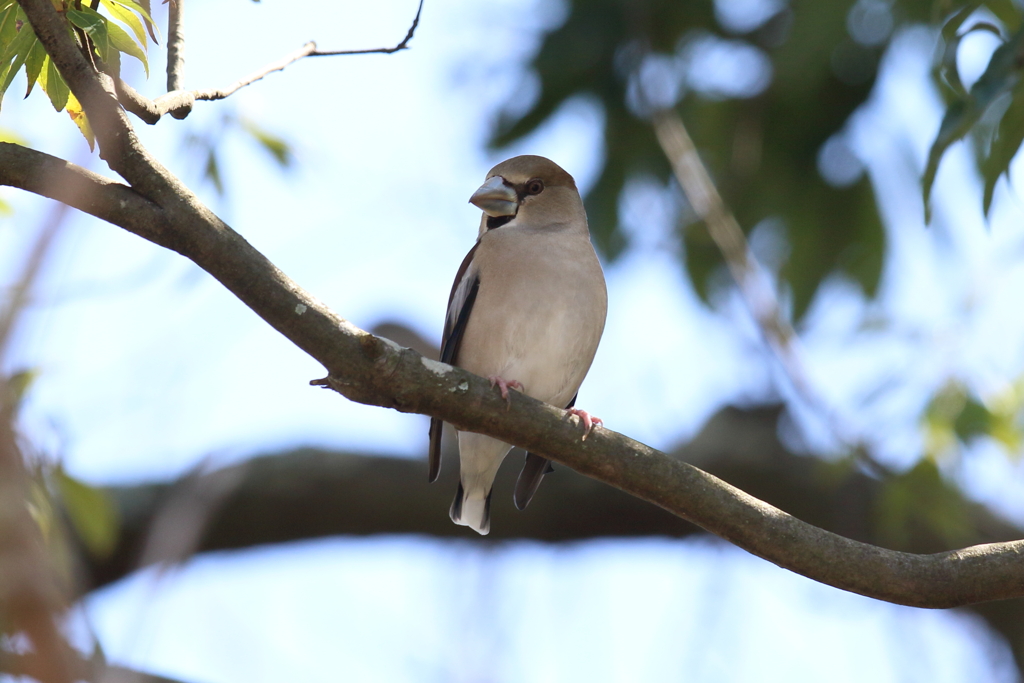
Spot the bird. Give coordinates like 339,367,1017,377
427,155,608,535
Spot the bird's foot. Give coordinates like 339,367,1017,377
567,408,603,440
488,376,523,407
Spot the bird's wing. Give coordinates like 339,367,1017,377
428,242,481,482
513,392,576,509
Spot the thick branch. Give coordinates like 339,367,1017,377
80,406,1024,590
114,0,424,124
9,0,1024,609
0,144,172,245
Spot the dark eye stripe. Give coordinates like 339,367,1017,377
516,178,545,200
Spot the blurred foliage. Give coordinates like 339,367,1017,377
494,0,1024,319
923,378,1024,458
875,458,976,548
3,367,120,563
53,466,120,559
184,112,294,197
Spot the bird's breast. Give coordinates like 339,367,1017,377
456,228,607,407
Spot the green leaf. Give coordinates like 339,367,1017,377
40,55,70,112
240,118,294,168
876,459,974,549
923,26,1024,221
953,397,993,440
980,81,1024,213
0,3,21,52
67,7,110,63
23,38,44,98
104,35,121,79
66,91,95,151
54,469,119,559
105,18,147,76
940,3,980,44
100,0,147,50
4,368,38,411
983,0,1021,31
204,148,224,195
103,0,158,44
0,21,36,109
938,22,1003,98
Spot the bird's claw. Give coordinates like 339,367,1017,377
567,408,602,440
488,376,523,408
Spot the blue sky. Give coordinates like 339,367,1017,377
4,0,1024,680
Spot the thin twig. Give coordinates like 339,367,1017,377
191,41,318,102
117,0,424,124
309,0,423,57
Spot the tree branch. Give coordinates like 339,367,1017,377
0,143,172,245
10,0,1024,610
166,0,185,93
113,0,424,124
4,137,1024,608
308,0,423,57
652,110,887,476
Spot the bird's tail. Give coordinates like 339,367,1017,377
450,481,492,535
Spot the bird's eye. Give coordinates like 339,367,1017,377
525,179,544,195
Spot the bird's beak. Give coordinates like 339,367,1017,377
469,176,518,217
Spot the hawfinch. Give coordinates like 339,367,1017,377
427,155,608,535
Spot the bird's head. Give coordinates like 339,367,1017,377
469,155,584,232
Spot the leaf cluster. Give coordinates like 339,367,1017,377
926,0,1024,217
0,0,154,148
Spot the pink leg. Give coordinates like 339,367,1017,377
488,376,524,406
567,408,603,440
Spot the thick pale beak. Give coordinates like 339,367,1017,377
469,176,518,217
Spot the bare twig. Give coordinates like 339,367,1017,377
652,112,802,393
190,41,318,103
117,0,424,124
308,0,423,57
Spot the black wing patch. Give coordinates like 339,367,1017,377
428,243,480,483
513,393,577,510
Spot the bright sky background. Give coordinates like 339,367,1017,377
4,0,1024,681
